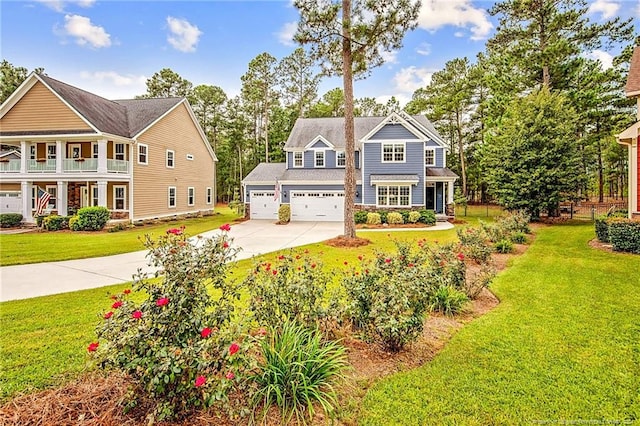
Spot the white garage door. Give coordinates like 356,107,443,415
250,191,279,220
290,191,345,222
0,192,22,214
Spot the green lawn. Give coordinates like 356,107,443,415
360,222,640,425
0,206,242,266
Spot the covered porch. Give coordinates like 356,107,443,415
426,168,458,216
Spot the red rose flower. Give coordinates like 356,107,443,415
87,342,99,352
257,327,267,336
112,301,123,309
457,253,465,261
195,375,206,387
229,342,240,356
132,310,142,319
278,255,285,260
123,289,131,295
223,241,229,248
408,263,414,268
311,263,316,269
156,297,169,306
225,371,235,380
385,258,391,264
219,223,231,232
272,270,278,275
201,327,212,338
358,255,363,261
295,255,301,260
166,228,182,235
344,261,348,265
104,311,113,319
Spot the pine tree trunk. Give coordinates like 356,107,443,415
342,0,356,239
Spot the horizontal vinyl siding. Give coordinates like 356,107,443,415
133,103,215,219
363,141,424,206
292,149,359,170
637,146,640,212
0,81,91,132
425,140,445,168
369,124,419,140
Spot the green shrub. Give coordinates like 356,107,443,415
69,216,80,231
457,227,492,264
399,210,410,223
245,251,329,330
427,286,469,316
76,206,110,231
43,215,69,231
495,239,514,253
251,322,347,425
278,204,290,223
608,219,640,254
91,224,254,421
594,216,610,243
0,213,22,228
481,221,508,243
378,211,388,224
387,212,404,224
418,209,436,225
354,210,368,224
366,212,381,225
408,211,421,223
498,210,531,234
510,232,528,244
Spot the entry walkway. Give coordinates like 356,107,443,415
0,220,453,302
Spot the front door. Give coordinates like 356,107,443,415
426,185,435,210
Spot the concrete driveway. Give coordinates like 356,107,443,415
0,220,343,302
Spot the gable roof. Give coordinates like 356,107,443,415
284,114,445,150
1,73,184,139
626,46,640,97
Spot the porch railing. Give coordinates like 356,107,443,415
0,160,21,173
63,159,98,172
107,159,129,173
27,159,56,172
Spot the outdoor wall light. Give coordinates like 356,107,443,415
355,190,360,197
284,191,288,197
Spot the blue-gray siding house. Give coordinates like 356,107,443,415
242,112,458,221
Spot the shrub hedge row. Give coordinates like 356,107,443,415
355,209,436,226
607,219,640,254
0,213,22,228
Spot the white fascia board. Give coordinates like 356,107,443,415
304,135,335,150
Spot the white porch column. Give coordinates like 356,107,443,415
57,181,68,216
97,181,108,208
20,141,27,173
97,139,108,173
21,181,33,223
55,140,63,173
447,181,455,205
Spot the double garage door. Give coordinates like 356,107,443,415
290,192,344,222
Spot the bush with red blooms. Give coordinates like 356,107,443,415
90,224,256,421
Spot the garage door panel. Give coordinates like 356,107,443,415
290,192,344,222
250,192,279,220
0,192,22,214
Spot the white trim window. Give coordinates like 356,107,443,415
336,151,346,167
45,185,57,210
69,143,81,159
315,150,325,168
138,144,148,165
425,148,435,167
92,143,99,159
29,145,36,160
114,143,125,161
206,187,213,205
293,151,304,168
187,187,195,206
46,143,56,160
166,149,175,168
377,185,411,207
91,185,99,207
168,186,177,208
114,185,126,210
382,143,405,163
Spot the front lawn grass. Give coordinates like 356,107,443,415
0,206,242,266
360,222,640,425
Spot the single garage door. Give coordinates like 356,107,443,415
0,191,22,214
250,191,279,220
290,191,344,222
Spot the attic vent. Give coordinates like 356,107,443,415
186,154,194,161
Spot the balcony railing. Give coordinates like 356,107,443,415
107,159,129,173
0,160,21,173
27,159,56,172
63,158,98,172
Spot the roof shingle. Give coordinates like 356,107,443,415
625,46,640,96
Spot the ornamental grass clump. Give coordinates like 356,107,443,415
251,322,347,425
89,224,256,421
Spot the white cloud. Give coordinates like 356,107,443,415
277,21,298,46
417,0,493,41
454,31,465,38
79,71,147,99
416,42,431,56
380,50,398,64
166,17,202,53
393,66,434,94
62,14,111,48
35,0,95,12
587,50,614,69
587,0,620,19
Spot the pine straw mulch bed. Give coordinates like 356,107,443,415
0,241,532,426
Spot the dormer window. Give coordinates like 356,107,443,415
293,151,304,168
425,148,435,166
315,151,325,168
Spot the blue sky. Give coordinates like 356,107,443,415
1,0,638,105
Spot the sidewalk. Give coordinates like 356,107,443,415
0,220,453,302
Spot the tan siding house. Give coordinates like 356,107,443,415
0,73,217,223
